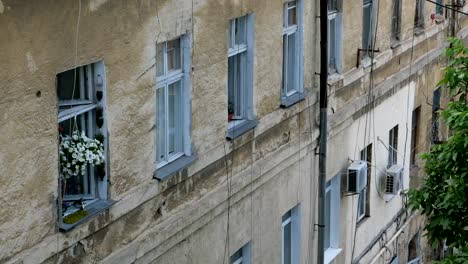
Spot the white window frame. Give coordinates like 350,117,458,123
328,0,343,73
358,145,372,222
391,0,402,42
156,35,192,169
324,175,342,264
227,14,255,129
415,0,425,29
282,205,301,264
282,0,304,98
231,242,251,264
388,125,399,166
362,0,377,59
57,61,108,215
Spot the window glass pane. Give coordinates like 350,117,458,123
324,190,331,249
288,2,297,27
157,88,166,162
283,221,292,264
282,35,288,95
228,54,243,119
230,248,243,264
57,67,89,101
167,38,181,72
329,18,336,69
286,32,297,94
59,111,94,196
229,20,235,49
168,81,182,156
328,0,338,11
235,16,247,45
359,190,366,217
156,42,165,77
362,4,372,51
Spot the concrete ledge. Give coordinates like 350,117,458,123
226,120,259,140
154,155,197,181
59,199,116,232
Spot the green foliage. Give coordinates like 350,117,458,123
409,38,468,262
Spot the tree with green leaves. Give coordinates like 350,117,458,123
409,38,468,263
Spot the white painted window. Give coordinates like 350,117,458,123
391,0,401,42
324,175,341,263
328,0,343,73
388,125,399,166
362,0,376,58
57,61,108,209
228,14,254,127
282,205,301,264
358,144,372,221
282,0,303,96
415,0,425,29
156,36,192,168
231,242,251,264
436,0,444,15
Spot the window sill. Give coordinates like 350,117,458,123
226,120,258,141
59,199,116,232
414,27,425,36
324,248,342,264
280,92,305,108
154,155,197,181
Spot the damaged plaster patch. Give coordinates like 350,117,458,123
89,0,108,12
26,52,38,73
0,1,4,14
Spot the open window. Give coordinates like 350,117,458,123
57,61,113,231
226,14,257,140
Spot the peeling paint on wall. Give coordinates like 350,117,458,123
89,0,108,12
26,52,38,73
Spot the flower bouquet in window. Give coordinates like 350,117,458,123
59,131,105,182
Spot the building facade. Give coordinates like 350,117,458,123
0,0,467,263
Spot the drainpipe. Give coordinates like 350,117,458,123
317,0,328,263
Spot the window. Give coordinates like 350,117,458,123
362,0,376,59
282,0,304,102
388,125,399,166
432,87,441,144
282,205,301,264
328,0,343,73
436,0,444,15
231,242,251,264
57,61,111,229
415,0,425,30
227,14,257,140
156,36,195,180
324,175,341,263
391,0,401,43
359,144,372,221
411,107,421,165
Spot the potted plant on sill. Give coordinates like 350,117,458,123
59,130,105,223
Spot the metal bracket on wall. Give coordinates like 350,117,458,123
356,48,381,68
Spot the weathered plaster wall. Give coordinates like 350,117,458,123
0,0,320,263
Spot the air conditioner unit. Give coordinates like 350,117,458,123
382,164,404,195
347,161,368,193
